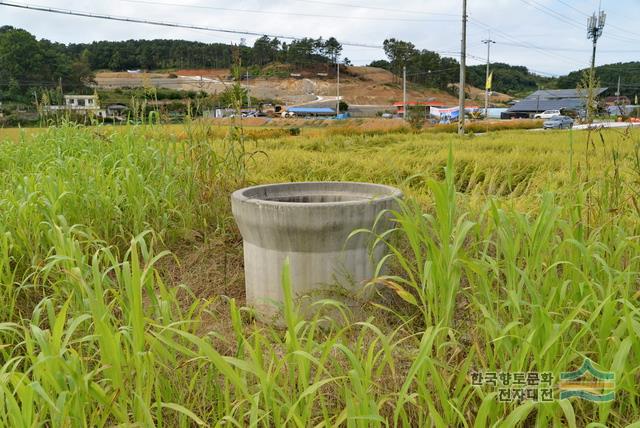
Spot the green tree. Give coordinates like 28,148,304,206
369,60,391,70
383,38,417,80
253,36,280,66
70,49,95,89
0,27,44,80
287,38,316,66
109,51,123,71
466,63,550,96
323,37,342,63
217,85,248,108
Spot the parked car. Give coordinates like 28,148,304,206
543,115,574,129
534,109,561,119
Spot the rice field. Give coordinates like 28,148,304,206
0,121,639,427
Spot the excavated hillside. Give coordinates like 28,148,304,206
94,66,480,107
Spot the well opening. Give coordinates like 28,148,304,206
237,182,400,205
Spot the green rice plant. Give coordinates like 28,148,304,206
366,146,475,330
0,124,639,426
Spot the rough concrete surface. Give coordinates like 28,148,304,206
231,182,402,322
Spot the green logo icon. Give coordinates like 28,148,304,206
559,359,615,402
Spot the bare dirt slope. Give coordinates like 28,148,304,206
94,66,463,106
449,83,514,105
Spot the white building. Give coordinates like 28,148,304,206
63,95,101,112
44,95,104,115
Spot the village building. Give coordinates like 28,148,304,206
504,88,608,118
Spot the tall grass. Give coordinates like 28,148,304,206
0,124,638,426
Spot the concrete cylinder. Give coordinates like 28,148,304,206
231,182,402,321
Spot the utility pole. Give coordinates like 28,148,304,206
616,75,621,104
403,65,407,121
336,61,340,115
586,7,606,122
246,69,251,109
458,0,467,135
58,76,63,105
482,36,495,119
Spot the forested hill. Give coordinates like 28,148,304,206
1,25,637,103
466,63,554,96
370,40,551,97
556,62,640,99
0,25,345,101
67,35,345,70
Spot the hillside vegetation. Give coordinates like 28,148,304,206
557,61,640,99
466,62,554,96
1,24,637,120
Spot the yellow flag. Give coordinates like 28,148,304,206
485,71,493,91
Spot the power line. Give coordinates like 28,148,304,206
0,1,382,49
556,0,640,39
405,66,461,78
285,0,459,17
0,0,466,59
119,0,459,24
517,0,584,31
517,0,639,44
555,0,590,17
466,52,559,77
468,19,586,66
3,0,629,82
494,41,640,54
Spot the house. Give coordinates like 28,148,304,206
63,95,101,112
604,96,630,106
505,88,608,118
99,104,128,121
393,101,446,116
44,95,103,116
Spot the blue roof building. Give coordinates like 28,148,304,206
287,107,336,116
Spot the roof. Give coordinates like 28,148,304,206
392,101,446,107
287,107,336,114
507,87,609,113
507,98,585,113
526,88,608,100
64,94,97,99
604,96,630,103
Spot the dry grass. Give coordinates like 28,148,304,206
425,119,544,133
0,126,42,142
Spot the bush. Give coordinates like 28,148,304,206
406,106,426,130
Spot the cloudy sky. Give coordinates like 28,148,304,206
2,0,639,76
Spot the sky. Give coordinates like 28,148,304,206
2,0,639,76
